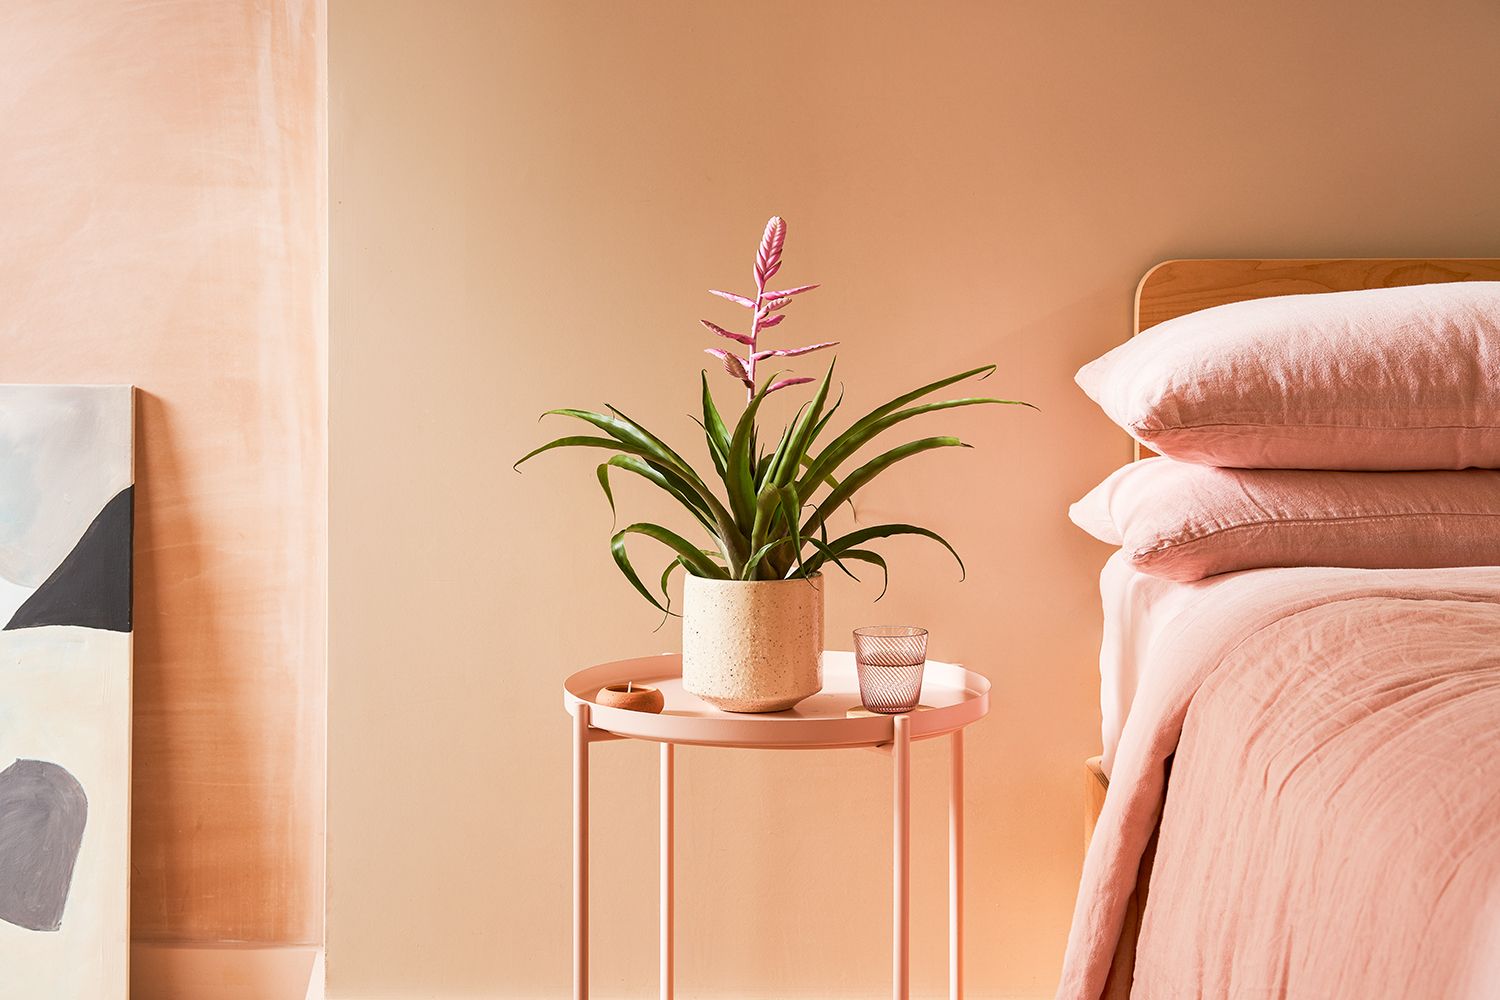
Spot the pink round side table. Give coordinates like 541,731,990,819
562,650,991,1000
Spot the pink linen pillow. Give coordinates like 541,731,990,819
1076,282,1500,470
1070,458,1500,582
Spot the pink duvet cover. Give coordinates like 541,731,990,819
1061,565,1500,999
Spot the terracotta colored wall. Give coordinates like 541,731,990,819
329,1,1500,996
1,0,326,949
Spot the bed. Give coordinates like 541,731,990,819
1064,258,1500,999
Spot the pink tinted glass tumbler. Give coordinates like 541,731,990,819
853,626,929,714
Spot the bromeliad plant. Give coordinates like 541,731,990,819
516,216,1032,615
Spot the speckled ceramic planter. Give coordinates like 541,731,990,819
682,574,824,713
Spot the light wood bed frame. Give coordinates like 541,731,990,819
1083,257,1500,851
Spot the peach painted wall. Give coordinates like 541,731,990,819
1,0,326,955
329,1,1500,996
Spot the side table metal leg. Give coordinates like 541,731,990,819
949,729,964,1000
573,704,590,1000
660,742,675,1000
893,713,911,1000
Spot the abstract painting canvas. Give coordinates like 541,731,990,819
0,385,132,1000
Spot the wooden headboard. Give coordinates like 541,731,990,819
1135,258,1500,334
1128,258,1500,459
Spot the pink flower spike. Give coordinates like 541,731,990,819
700,319,753,345
754,217,786,291
765,376,815,394
708,289,755,308
762,283,820,298
757,313,786,329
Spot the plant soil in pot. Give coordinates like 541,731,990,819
682,573,824,713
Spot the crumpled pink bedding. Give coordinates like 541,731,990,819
1060,565,1500,999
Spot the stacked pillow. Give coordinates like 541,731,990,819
1070,281,1500,582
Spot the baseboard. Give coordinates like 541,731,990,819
131,942,323,1000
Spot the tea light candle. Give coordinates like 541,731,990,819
595,680,665,714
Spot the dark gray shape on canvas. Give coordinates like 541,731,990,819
0,759,88,932
5,486,132,633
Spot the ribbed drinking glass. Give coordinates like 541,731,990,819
852,626,928,714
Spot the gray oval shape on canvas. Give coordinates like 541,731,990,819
0,758,88,932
